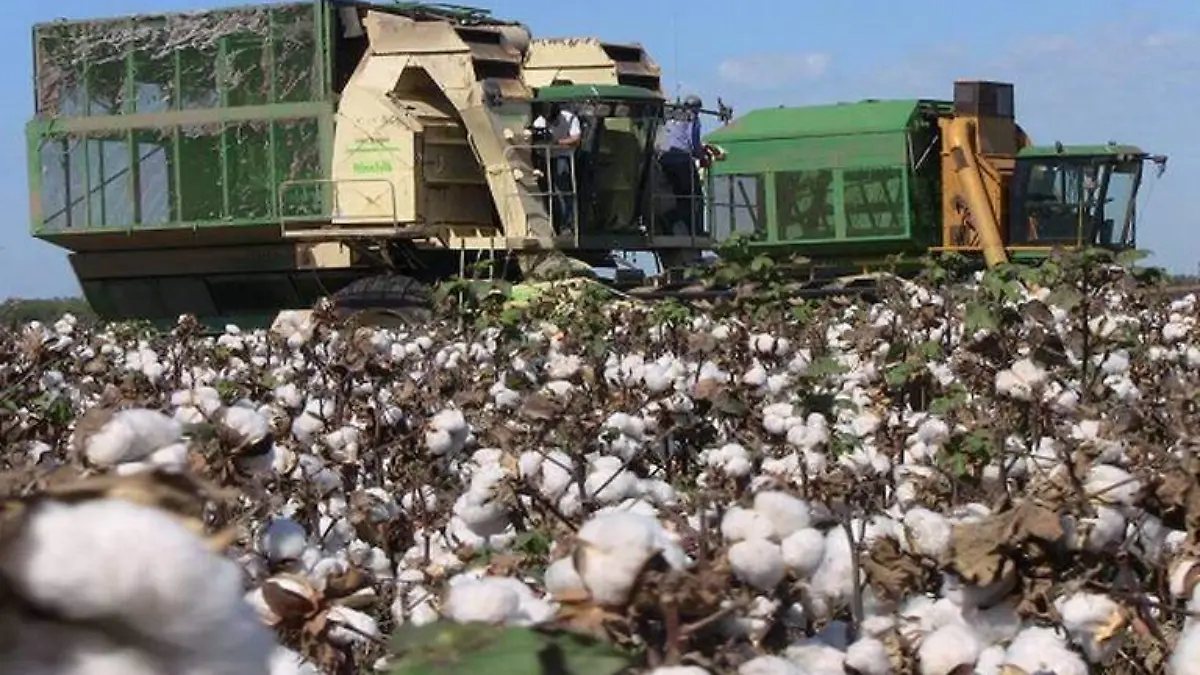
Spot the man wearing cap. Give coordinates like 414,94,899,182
656,94,705,236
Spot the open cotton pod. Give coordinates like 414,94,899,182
257,574,323,626
1054,591,1129,662
1169,556,1200,601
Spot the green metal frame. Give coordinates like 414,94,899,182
28,0,338,239
704,99,949,257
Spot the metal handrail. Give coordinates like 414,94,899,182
504,142,579,245
277,177,400,235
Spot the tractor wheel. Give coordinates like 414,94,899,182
330,274,434,328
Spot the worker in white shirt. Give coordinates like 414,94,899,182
531,103,581,234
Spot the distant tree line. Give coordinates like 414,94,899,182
0,297,97,326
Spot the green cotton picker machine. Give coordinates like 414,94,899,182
26,1,1167,328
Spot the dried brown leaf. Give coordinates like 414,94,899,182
863,537,929,603
948,501,1063,586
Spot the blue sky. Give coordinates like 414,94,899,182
5,0,1199,298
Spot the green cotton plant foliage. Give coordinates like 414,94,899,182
386,622,632,675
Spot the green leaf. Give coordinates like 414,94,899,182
806,356,848,378
964,303,999,334
918,340,943,359
513,530,553,557
1045,287,1083,312
885,362,918,387
545,632,632,675
387,622,547,675
928,397,955,416
749,255,775,275
1115,248,1149,267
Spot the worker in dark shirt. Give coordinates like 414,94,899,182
656,94,705,235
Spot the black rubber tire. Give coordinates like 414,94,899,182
330,274,434,327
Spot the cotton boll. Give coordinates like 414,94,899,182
1064,505,1126,553
917,623,981,675
994,358,1046,401
783,640,846,673
269,646,321,675
1169,623,1200,675
738,655,804,675
809,527,855,616
706,443,753,477
752,490,811,539
258,517,308,563
901,508,952,561
574,512,669,606
974,645,1004,675
146,442,190,472
780,528,825,579
1054,591,1128,662
1003,626,1087,675
544,557,586,597
81,408,183,466
325,606,381,646
1084,464,1141,506
442,576,521,624
722,506,777,543
220,405,272,445
585,456,639,503
0,498,274,670
845,637,893,675
728,539,785,591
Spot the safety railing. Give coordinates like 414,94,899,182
277,177,401,238
503,142,580,246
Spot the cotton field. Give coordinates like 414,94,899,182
3,262,1200,675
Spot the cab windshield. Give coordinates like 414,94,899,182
1009,156,1144,249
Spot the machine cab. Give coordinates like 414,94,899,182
526,84,665,236
1008,144,1167,251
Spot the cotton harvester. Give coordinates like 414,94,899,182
26,0,724,328
700,81,1168,280
26,0,1167,327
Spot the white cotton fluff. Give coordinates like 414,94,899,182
706,443,753,477
994,358,1047,401
425,408,470,455
649,668,711,675
1054,591,1126,662
257,517,308,563
544,556,586,596
585,455,639,503
728,539,785,591
721,506,777,543
1170,622,1200,675
1084,464,1141,506
442,574,554,626
784,640,846,672
780,528,825,579
220,405,272,445
268,646,320,675
917,622,981,675
974,645,1005,675
574,511,681,606
845,637,893,675
752,490,811,539
808,526,855,615
1003,626,1087,675
738,655,805,675
325,605,381,647
0,498,273,674
82,408,183,466
901,508,952,561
